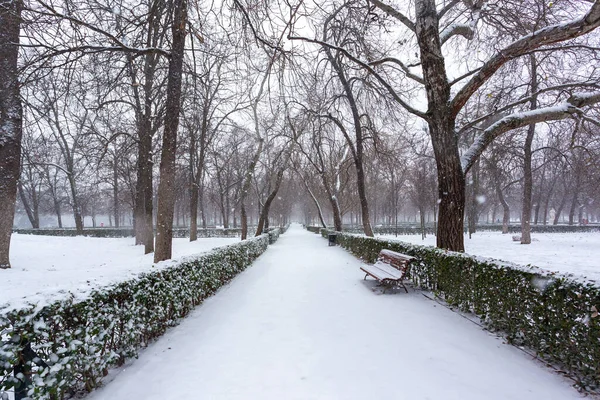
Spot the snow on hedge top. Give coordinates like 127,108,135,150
0,234,239,313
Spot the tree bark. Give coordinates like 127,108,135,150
154,0,187,263
415,0,465,251
0,0,23,268
521,55,538,245
255,169,285,236
131,2,162,253
322,16,373,237
493,169,510,234
189,105,209,241
68,175,84,234
18,182,39,228
300,176,327,228
113,159,120,228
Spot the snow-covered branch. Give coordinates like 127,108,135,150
451,1,600,117
461,92,600,173
369,0,415,32
440,23,474,44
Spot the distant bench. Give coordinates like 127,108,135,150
360,249,415,293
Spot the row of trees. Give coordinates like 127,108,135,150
2,0,600,269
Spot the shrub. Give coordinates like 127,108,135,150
319,229,600,391
0,234,276,399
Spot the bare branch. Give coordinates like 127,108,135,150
288,35,427,118
369,57,424,84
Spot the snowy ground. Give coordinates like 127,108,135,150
1,234,238,312
87,224,582,400
379,232,600,283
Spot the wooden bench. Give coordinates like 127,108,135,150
360,249,415,293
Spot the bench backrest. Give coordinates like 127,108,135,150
378,249,415,273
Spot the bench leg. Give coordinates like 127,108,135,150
364,273,369,281
400,282,408,293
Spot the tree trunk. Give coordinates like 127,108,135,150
48,178,63,228
430,124,466,251
189,186,198,240
256,169,285,236
322,24,373,237
416,0,464,251
18,182,39,228
0,0,23,268
521,55,538,245
68,175,84,234
240,139,263,240
467,160,480,238
301,177,327,228
496,181,510,234
135,130,154,252
554,190,568,225
154,0,187,263
199,181,207,229
521,124,535,244
113,160,120,228
568,190,579,225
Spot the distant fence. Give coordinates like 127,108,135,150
12,227,262,238
307,224,599,236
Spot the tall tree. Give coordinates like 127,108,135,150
154,0,188,262
0,0,23,268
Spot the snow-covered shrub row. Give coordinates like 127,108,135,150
267,227,281,243
305,226,321,234
13,227,257,238
320,229,600,391
0,234,272,399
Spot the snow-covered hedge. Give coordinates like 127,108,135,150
305,226,321,234
13,227,257,238
0,234,273,399
319,229,600,391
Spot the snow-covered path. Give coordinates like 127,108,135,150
88,224,582,400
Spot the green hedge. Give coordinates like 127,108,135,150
0,233,276,399
12,227,258,238
319,229,600,391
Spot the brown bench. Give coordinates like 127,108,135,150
360,249,415,293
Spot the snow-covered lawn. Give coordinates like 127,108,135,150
378,231,600,283
1,234,238,312
87,225,581,400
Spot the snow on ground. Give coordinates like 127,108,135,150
1,234,238,312
379,231,600,283
88,224,582,400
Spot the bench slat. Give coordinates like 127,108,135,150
379,249,415,262
362,266,394,281
371,261,405,278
